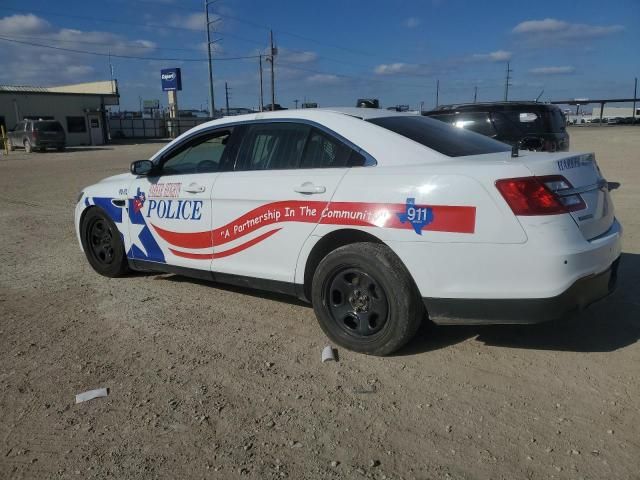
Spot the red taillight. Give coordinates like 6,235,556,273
495,175,585,215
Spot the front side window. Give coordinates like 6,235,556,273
161,130,231,175
369,115,511,157
235,123,311,171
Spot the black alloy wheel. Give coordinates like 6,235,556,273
87,216,116,265
80,208,129,277
325,268,389,338
311,242,424,356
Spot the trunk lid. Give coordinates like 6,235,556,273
520,152,614,240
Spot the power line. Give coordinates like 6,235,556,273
2,5,420,68
0,36,259,62
0,32,213,53
101,0,380,58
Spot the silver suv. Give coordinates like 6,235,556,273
7,119,66,153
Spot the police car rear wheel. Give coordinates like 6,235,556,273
311,242,423,356
81,208,129,277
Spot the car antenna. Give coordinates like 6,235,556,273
511,144,519,158
535,89,544,103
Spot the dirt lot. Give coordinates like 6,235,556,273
1,127,639,479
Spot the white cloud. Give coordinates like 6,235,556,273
169,13,213,31
529,65,576,75
0,13,51,35
306,74,341,85
374,62,420,75
278,48,318,64
65,65,95,76
0,14,157,85
512,18,624,40
472,50,512,62
404,17,421,28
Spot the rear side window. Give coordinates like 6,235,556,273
236,123,310,170
300,128,353,169
369,116,510,157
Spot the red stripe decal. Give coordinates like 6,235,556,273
152,200,475,250
169,228,281,260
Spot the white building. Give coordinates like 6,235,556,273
590,106,639,119
0,80,119,146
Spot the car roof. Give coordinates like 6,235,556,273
188,107,415,132
316,107,416,119
426,102,558,113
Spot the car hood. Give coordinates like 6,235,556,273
98,172,134,184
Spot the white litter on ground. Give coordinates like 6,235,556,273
322,346,336,362
75,388,108,404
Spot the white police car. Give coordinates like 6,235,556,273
75,108,621,355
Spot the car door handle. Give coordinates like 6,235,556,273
183,183,205,193
294,182,326,195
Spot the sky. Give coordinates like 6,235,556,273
0,0,638,112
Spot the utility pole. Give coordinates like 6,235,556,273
504,61,513,101
205,0,216,118
633,77,638,124
294,99,299,109
419,101,424,113
473,86,478,103
435,79,440,108
259,55,264,112
269,30,277,110
225,82,230,115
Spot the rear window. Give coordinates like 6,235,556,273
492,108,565,134
368,116,511,157
35,121,64,132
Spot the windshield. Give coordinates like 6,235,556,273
368,115,511,157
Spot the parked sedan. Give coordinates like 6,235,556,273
75,108,621,355
8,119,66,152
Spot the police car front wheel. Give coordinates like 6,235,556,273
311,242,423,356
81,208,129,277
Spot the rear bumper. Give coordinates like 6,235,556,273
425,257,619,325
34,141,65,147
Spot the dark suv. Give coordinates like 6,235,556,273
423,102,569,152
7,119,66,153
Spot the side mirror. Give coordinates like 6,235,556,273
130,160,154,176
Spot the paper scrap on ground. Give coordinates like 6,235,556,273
75,388,108,404
322,346,336,362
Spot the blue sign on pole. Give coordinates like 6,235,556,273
161,68,182,91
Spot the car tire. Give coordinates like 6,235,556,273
311,242,424,356
24,139,32,153
80,208,130,277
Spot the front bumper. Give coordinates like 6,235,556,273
424,257,619,325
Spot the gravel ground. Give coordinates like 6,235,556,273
1,127,639,479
